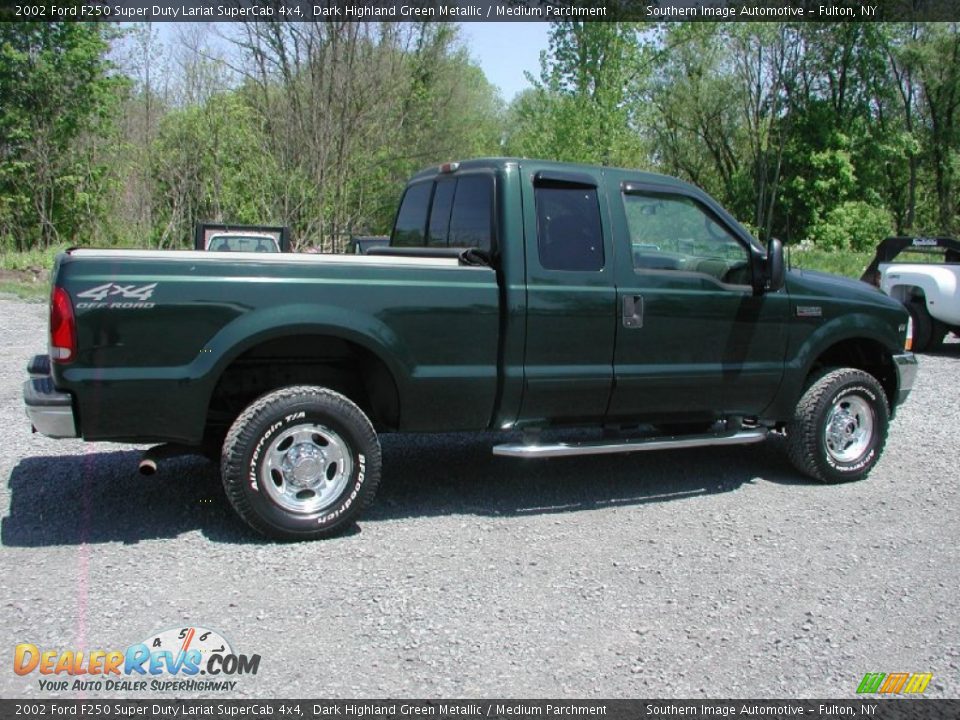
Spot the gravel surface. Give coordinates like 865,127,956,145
1,293,958,699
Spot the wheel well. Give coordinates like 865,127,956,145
206,335,400,437
888,284,924,305
808,338,897,408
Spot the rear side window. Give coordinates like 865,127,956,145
427,180,456,247
393,174,494,251
392,182,433,246
535,186,604,271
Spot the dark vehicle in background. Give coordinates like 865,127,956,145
25,159,917,541
349,236,390,255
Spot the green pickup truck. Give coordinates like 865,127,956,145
24,158,917,540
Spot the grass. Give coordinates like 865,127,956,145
0,243,69,272
786,248,873,280
0,245,68,300
0,279,48,300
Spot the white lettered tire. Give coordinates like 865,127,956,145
221,386,381,540
786,368,889,483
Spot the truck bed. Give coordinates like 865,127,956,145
51,249,501,443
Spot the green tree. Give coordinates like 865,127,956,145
909,24,960,233
0,23,126,250
505,22,646,167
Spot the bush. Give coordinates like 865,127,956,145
810,201,893,252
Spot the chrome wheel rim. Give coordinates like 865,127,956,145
260,423,353,514
823,394,875,463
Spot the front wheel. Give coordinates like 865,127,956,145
786,368,889,484
221,386,381,540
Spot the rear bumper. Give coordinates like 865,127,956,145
23,354,79,439
893,352,918,408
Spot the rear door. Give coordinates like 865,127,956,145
518,166,617,424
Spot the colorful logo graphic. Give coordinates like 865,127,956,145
856,672,933,694
14,626,260,692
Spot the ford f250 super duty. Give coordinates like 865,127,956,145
24,159,918,540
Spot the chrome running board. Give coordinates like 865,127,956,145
492,429,768,459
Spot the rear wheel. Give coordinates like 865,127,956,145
786,368,889,484
929,319,948,351
907,300,933,352
221,386,381,540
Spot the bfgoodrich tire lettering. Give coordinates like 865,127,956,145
786,368,890,484
221,386,381,540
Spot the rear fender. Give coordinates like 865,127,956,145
196,303,411,410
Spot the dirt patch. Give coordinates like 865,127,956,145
0,267,48,285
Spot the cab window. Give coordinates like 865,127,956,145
393,175,493,252
392,181,433,247
623,192,749,284
535,185,604,272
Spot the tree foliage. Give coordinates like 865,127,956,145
505,22,646,167
2,21,959,253
0,23,126,250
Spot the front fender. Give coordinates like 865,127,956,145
764,312,905,421
792,312,903,376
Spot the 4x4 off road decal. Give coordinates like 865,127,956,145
75,283,157,309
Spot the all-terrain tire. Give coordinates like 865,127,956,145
907,300,933,352
221,386,381,540
786,368,889,484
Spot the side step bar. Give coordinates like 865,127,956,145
492,429,768,459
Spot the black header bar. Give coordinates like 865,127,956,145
1,0,958,23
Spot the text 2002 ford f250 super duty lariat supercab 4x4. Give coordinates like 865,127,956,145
24,159,918,540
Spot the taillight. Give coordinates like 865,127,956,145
904,315,914,351
50,286,76,363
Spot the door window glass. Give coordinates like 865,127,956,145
535,186,604,271
623,192,749,283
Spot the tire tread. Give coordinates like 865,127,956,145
786,368,889,484
221,385,381,540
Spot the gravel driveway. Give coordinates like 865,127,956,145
1,294,957,699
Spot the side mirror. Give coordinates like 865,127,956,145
765,238,785,293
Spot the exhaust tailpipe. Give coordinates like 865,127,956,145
138,443,194,475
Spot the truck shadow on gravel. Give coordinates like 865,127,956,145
3,436,806,546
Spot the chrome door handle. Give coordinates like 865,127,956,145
622,294,643,328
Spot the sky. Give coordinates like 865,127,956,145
458,22,551,100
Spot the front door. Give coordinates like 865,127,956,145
608,184,788,423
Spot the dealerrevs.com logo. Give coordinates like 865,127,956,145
14,626,260,692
